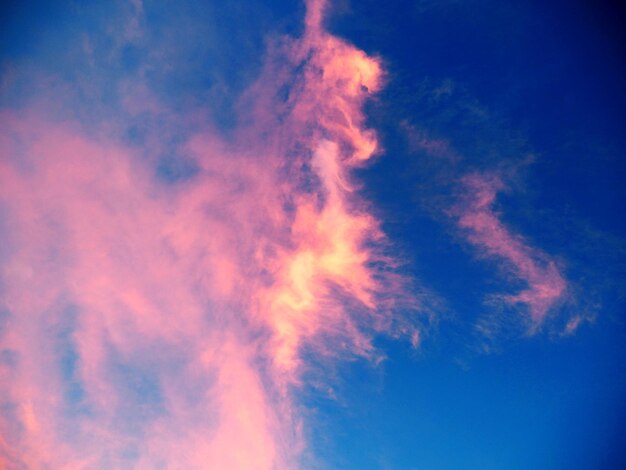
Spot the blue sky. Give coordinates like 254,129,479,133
316,1,626,468
1,1,624,469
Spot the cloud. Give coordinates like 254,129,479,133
0,0,421,467
397,103,573,336
452,172,567,328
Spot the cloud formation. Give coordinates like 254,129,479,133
0,0,419,467
453,173,567,327
1,0,593,467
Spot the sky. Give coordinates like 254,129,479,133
0,0,624,469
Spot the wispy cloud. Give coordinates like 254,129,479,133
0,0,421,467
452,172,567,328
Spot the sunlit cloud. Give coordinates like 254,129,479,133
0,0,420,467
453,172,567,328
2,0,614,467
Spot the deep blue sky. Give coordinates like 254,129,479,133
1,1,625,469
314,1,626,468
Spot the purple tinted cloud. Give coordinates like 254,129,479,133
453,172,567,327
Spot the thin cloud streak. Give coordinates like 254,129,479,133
453,173,567,327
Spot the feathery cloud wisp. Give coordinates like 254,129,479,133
453,173,567,326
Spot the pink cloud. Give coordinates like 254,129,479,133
454,173,567,326
0,1,419,467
